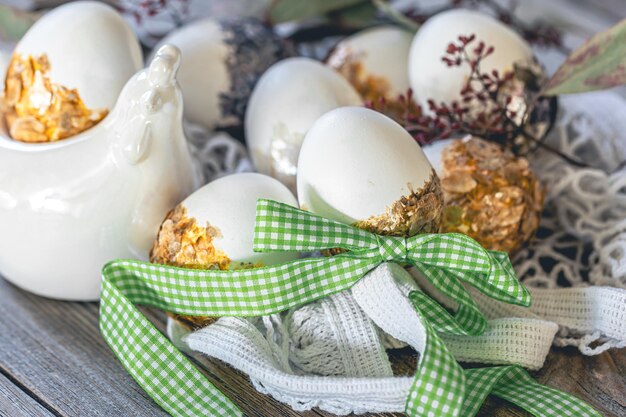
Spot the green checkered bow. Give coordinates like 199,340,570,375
253,199,531,336
100,199,600,417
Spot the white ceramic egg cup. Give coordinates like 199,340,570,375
0,45,201,301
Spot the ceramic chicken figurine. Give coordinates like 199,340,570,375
0,45,201,300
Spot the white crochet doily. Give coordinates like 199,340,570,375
176,90,626,414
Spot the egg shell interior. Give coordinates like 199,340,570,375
297,107,433,224
183,173,299,267
14,1,142,110
245,57,362,175
154,19,230,130
408,9,533,108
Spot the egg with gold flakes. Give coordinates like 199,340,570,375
327,25,413,103
150,172,299,271
2,1,142,143
422,136,544,253
245,57,362,193
297,107,443,237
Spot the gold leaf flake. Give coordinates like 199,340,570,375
150,204,231,329
1,53,108,143
440,136,545,253
354,170,444,237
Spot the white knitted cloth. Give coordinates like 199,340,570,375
178,91,626,413
183,264,424,415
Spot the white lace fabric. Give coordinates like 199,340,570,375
178,91,626,414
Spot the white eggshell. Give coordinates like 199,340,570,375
14,1,142,110
155,19,230,129
183,173,298,267
328,25,413,97
245,57,362,176
408,9,533,109
297,107,433,224
421,138,456,175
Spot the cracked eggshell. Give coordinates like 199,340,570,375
184,173,298,266
14,1,142,110
245,57,362,184
327,25,413,100
296,107,433,224
408,9,534,109
155,18,294,130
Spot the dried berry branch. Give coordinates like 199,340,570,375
367,34,517,144
366,34,589,168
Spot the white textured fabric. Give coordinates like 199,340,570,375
183,267,417,415
287,291,393,378
351,263,427,355
516,92,626,289
180,264,563,413
401,267,558,370
441,318,558,369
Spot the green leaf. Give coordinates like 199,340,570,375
330,2,378,30
268,0,367,24
443,206,464,227
372,0,420,32
543,18,626,96
0,6,37,42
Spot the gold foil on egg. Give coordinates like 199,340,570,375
439,137,544,253
150,204,231,329
327,45,393,103
354,170,444,237
1,53,108,143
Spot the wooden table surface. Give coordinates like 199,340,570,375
1,1,626,416
0,277,625,417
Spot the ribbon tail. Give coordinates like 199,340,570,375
411,263,488,335
406,306,466,417
483,251,532,307
99,256,377,417
100,276,242,417
102,257,375,317
409,289,481,336
462,366,601,417
351,263,466,417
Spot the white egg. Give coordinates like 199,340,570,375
327,25,413,99
408,9,534,109
14,1,142,110
245,57,362,189
155,18,293,130
297,107,433,225
183,173,298,267
421,138,456,175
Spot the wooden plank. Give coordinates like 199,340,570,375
475,347,626,417
0,278,170,417
0,277,323,417
361,346,626,417
0,372,54,417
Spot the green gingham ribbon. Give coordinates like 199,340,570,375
100,199,600,417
